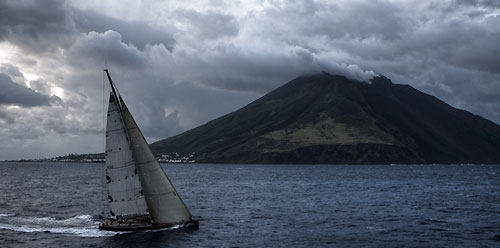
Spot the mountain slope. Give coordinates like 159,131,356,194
151,72,500,164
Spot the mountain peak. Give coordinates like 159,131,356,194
370,75,392,85
151,74,500,164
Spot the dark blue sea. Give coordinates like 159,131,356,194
0,163,499,247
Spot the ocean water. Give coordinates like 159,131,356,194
0,162,498,247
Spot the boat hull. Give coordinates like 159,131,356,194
99,218,199,232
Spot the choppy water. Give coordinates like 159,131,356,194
0,162,499,247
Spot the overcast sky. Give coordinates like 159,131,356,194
0,0,499,160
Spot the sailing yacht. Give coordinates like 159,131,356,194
99,69,198,231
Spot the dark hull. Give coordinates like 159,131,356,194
99,219,199,232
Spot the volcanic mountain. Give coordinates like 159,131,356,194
150,72,500,164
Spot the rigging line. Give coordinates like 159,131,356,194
103,65,106,154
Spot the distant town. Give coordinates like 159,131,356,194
4,152,196,163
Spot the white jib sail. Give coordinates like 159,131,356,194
105,92,148,217
120,100,193,224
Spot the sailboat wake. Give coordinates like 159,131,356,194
0,214,116,237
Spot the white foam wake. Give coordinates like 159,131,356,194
0,214,115,237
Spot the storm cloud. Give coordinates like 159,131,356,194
0,0,499,159
73,9,176,51
0,73,57,107
0,0,76,53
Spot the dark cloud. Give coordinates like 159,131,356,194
0,0,76,52
0,109,15,124
67,30,146,68
0,73,58,107
73,9,175,51
173,10,239,40
1,64,24,78
260,0,411,41
454,0,500,8
99,68,257,139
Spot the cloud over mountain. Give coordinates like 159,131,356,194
0,0,499,159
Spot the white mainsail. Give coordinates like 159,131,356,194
104,70,193,225
105,92,148,217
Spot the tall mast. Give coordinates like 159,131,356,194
104,69,122,112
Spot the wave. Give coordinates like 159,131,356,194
0,214,185,236
0,214,116,237
0,213,15,217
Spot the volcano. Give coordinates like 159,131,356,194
151,72,500,164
